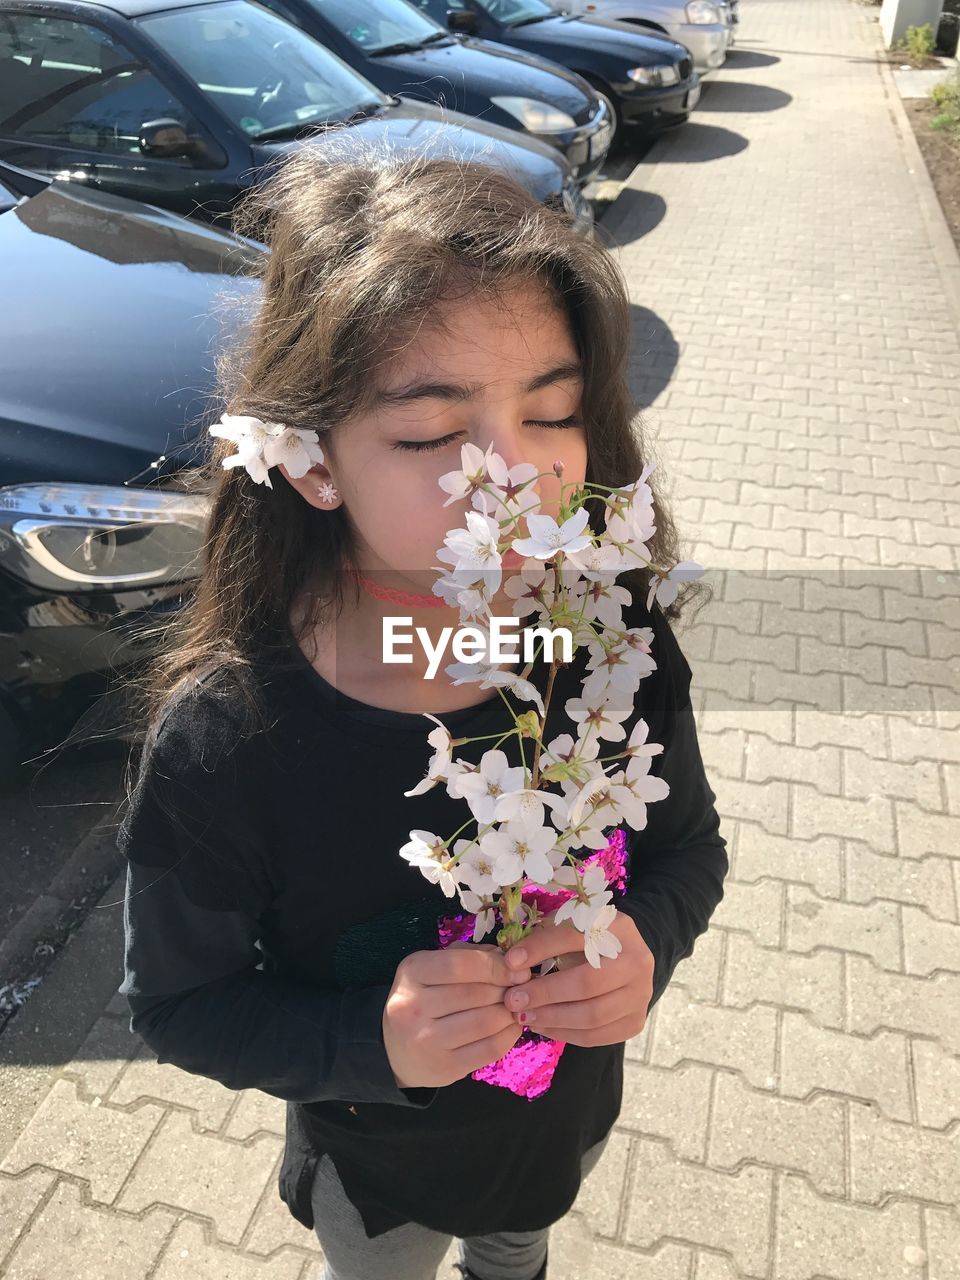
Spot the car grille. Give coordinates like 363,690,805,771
679,57,692,81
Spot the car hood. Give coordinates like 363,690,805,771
506,14,690,66
252,99,568,204
0,182,261,488
371,35,596,121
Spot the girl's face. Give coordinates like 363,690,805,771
284,280,588,599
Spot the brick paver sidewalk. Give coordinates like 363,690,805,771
2,1,958,1275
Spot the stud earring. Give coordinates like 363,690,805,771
317,482,339,504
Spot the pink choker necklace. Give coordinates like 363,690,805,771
350,568,449,609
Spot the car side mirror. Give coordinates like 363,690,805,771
139,118,205,160
447,8,479,33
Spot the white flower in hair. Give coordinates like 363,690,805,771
209,413,325,489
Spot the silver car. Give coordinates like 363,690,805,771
556,0,736,75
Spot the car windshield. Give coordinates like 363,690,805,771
474,0,555,26
308,0,448,55
137,1,388,139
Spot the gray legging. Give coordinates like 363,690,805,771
310,1131,611,1280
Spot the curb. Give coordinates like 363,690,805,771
596,129,675,249
0,822,123,997
874,23,960,332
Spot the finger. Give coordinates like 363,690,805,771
411,945,531,988
436,1002,520,1052
451,1020,526,1077
510,987,630,1030
532,1011,647,1048
424,982,512,1019
503,961,622,1014
503,916,586,974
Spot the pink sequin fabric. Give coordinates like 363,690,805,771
436,827,629,1100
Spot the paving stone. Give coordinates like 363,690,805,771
709,1072,845,1197
549,1213,693,1280
650,991,778,1091
224,1089,287,1141
846,955,960,1053
843,750,943,810
244,1177,321,1258
744,736,841,794
780,1012,912,1122
895,802,960,860
110,1046,235,1132
734,824,842,898
699,694,795,745
792,784,895,852
845,842,957,921
570,1126,632,1238
63,1016,143,1100
911,1039,960,1129
153,1219,305,1280
774,1172,924,1280
670,925,724,1003
1,1181,175,1280
901,905,960,975
925,1207,960,1280
711,878,783,948
105,990,129,1017
785,885,902,970
692,1254,741,1280
116,1109,282,1245
622,1137,773,1278
0,1169,57,1267
848,1101,960,1205
0,1080,163,1203
619,1062,712,1162
794,708,889,756
723,933,843,1029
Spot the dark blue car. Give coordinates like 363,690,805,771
252,0,615,182
0,0,593,228
415,0,701,131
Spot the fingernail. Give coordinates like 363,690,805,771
508,948,528,968
518,1012,527,1023
511,991,529,1009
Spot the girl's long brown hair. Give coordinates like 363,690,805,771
139,145,707,732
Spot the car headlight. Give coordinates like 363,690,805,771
490,96,577,133
0,483,209,592
627,64,680,87
686,0,722,22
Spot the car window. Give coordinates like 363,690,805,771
138,1,388,139
0,13,200,156
309,0,445,53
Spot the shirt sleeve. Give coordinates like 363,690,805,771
118,678,436,1110
614,607,729,1009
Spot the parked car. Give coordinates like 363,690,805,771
0,159,261,772
251,0,614,182
0,0,592,233
551,0,734,75
411,0,700,132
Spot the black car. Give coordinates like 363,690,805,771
252,0,614,183
413,0,700,131
0,0,593,231
0,159,260,772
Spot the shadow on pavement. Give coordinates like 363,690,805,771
628,306,680,409
598,189,667,249
723,48,781,69
697,81,793,113
651,122,749,162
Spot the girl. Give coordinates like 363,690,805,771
118,147,728,1280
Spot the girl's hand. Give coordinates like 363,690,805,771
383,942,532,1090
500,912,654,1047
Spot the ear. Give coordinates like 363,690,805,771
280,461,343,510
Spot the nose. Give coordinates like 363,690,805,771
481,420,529,476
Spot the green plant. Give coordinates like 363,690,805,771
930,72,960,133
898,23,937,64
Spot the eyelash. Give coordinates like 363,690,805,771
394,417,583,454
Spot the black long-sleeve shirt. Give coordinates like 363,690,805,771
118,592,727,1238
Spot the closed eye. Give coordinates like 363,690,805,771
392,417,584,454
